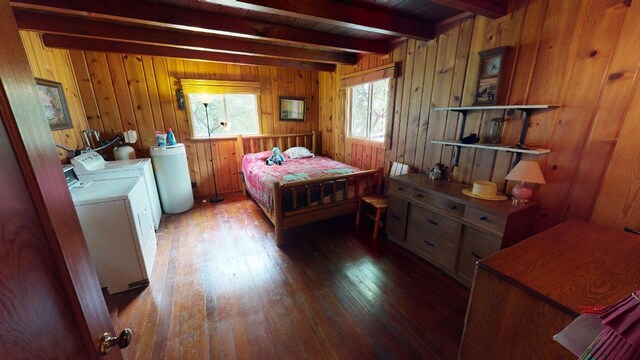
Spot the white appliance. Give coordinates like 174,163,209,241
71,151,163,230
150,143,194,214
65,166,157,294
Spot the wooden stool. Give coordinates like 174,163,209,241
355,162,409,241
356,195,388,240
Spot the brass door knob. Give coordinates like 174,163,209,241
99,328,132,355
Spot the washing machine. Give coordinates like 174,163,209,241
71,151,163,230
65,166,157,294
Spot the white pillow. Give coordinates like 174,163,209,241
284,147,314,159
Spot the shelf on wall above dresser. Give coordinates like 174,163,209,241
431,140,550,155
433,105,560,112
433,104,560,166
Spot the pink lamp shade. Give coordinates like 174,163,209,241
505,160,546,203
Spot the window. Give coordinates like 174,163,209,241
181,79,261,138
348,78,389,141
188,93,259,137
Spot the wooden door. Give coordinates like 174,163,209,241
0,2,122,358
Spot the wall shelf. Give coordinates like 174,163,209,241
432,104,559,166
431,140,550,155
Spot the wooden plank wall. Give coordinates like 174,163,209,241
20,31,320,197
19,31,89,161
320,0,640,231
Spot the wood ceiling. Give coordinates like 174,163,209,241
11,0,508,72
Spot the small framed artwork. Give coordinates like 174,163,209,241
35,78,73,131
279,97,306,121
473,46,512,106
475,77,498,104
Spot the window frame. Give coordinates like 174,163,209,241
181,79,262,139
346,78,390,143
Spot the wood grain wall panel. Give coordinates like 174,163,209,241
386,41,407,157
84,52,123,135
393,39,417,165
422,24,460,170
402,40,427,167
319,0,640,231
68,51,102,133
440,17,474,167
536,0,629,231
20,31,320,197
414,40,439,173
592,81,640,230
19,31,89,161
566,0,640,221
454,16,488,184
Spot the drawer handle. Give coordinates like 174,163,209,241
397,187,404,191
415,193,423,198
471,251,482,259
427,219,438,226
423,240,435,247
479,216,488,221
449,205,458,210
391,214,400,220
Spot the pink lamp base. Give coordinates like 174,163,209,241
511,182,533,204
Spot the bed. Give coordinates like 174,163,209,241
236,132,381,246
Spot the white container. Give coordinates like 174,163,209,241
150,143,194,214
113,145,136,160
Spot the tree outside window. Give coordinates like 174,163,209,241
189,93,259,137
349,79,389,141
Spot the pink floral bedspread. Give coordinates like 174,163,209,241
242,151,362,213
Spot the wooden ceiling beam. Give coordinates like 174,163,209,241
14,10,357,65
11,0,390,54
431,0,508,19
209,0,435,40
41,34,336,72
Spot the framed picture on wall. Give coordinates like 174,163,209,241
279,97,306,121
35,78,73,131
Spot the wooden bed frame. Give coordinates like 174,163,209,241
236,131,382,246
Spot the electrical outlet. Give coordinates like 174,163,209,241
191,181,196,189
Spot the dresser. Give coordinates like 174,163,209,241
386,173,536,287
459,220,640,359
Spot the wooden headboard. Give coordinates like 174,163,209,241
235,132,317,193
235,132,316,159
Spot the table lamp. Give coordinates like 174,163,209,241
505,160,546,204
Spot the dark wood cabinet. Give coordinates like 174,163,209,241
386,173,536,287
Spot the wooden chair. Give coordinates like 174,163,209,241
356,162,410,240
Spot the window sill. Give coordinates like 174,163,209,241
346,137,386,149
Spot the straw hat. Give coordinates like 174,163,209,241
462,181,507,201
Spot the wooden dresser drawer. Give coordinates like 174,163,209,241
386,195,408,243
464,207,507,233
388,180,413,197
406,234,458,272
407,205,461,242
412,189,465,218
384,173,536,289
457,227,502,284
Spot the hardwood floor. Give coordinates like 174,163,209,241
106,192,470,359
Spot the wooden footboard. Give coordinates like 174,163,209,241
272,169,381,246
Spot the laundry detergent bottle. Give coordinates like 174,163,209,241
166,128,177,146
